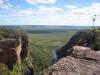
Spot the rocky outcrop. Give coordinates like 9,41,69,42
58,29,100,59
42,46,100,75
21,35,28,59
42,29,100,75
0,32,28,68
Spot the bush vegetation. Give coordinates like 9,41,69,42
57,28,100,59
28,31,75,75
0,27,78,75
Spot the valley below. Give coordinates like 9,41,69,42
0,25,100,75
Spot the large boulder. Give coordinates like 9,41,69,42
42,46,100,75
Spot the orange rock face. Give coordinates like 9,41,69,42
0,34,28,68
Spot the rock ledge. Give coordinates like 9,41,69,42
42,46,100,75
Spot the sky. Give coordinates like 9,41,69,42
0,0,100,26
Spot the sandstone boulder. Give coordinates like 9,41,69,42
42,46,100,75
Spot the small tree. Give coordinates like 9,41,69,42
92,15,96,29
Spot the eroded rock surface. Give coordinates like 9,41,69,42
0,33,28,68
58,30,100,58
42,46,100,75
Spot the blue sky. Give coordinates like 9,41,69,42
0,0,100,26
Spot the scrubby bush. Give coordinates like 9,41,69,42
0,63,8,75
58,28,100,59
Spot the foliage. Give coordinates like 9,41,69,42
57,28,100,59
82,28,100,32
0,27,77,75
0,63,23,75
28,31,75,75
79,28,100,50
0,63,9,75
0,28,27,37
8,64,22,75
0,28,28,75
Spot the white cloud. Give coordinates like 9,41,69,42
26,0,56,5
65,5,77,9
35,2,100,25
36,0,56,3
26,0,36,5
0,0,13,9
0,14,10,17
63,3,100,25
91,3,100,14
16,5,20,7
67,8,90,15
67,3,100,15
12,9,35,16
1,2,100,26
38,6,63,13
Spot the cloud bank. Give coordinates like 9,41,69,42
0,0,12,9
0,1,100,26
26,0,56,5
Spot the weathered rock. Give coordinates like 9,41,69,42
58,30,100,58
21,35,28,59
42,46,100,75
70,46,100,61
0,33,28,68
0,39,18,48
0,28,34,75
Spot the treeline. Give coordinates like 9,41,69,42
25,29,68,34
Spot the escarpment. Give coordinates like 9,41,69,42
0,28,28,68
42,29,100,75
58,29,100,59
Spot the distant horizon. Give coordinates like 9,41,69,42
0,25,100,27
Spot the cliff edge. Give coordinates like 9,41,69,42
58,28,100,59
42,46,100,75
42,28,100,75
0,28,28,68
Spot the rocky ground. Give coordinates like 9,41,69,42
42,46,100,75
42,29,100,75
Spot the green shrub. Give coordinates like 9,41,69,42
0,63,8,75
